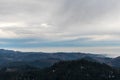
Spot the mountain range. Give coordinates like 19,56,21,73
0,49,120,70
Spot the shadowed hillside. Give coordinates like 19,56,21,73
0,59,120,80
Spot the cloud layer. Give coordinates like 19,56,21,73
0,0,120,56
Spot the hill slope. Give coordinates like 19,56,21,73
1,59,120,80
43,59,120,80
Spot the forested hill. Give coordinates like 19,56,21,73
43,59,120,80
0,59,120,80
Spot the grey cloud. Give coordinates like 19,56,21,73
0,0,120,41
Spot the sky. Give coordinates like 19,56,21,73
0,0,120,57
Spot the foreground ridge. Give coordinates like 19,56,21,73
0,59,120,80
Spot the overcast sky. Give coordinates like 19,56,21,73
0,0,120,57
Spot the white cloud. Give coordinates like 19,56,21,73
0,29,17,38
89,35,120,41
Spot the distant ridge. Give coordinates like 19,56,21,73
0,49,120,68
